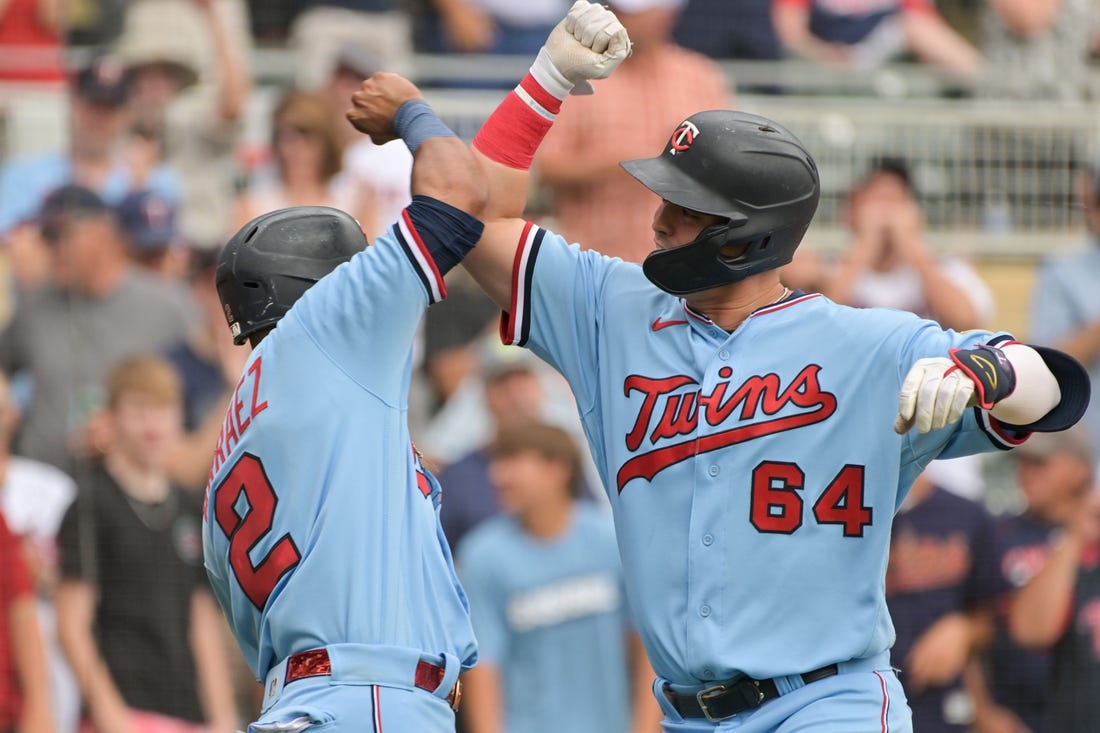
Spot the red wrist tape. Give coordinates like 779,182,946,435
473,73,563,170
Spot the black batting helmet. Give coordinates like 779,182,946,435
621,110,820,295
216,206,368,345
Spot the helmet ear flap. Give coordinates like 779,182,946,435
642,224,734,296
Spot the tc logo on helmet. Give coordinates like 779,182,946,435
668,121,700,156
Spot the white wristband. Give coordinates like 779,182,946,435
530,47,574,102
990,344,1062,426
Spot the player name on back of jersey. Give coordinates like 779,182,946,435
207,356,269,485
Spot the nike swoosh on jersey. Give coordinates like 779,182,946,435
652,317,689,332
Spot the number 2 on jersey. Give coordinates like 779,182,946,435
750,461,873,537
214,453,301,609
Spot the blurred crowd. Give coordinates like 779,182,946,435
0,1,1099,732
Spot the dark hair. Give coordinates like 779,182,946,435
865,155,915,196
491,422,583,497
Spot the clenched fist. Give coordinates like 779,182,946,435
346,73,423,145
539,0,631,94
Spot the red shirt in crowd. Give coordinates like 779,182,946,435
0,0,65,82
0,512,32,729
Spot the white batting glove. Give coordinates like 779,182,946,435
534,0,631,96
894,358,976,435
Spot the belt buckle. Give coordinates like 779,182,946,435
696,684,729,723
448,678,462,712
696,680,766,722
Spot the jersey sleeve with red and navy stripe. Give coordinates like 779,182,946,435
290,196,482,401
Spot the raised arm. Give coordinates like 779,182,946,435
348,74,487,219
462,1,631,309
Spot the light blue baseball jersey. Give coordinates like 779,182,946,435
202,201,480,682
501,223,1025,687
457,502,631,733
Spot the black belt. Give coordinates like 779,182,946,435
663,664,838,722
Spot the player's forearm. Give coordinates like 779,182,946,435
412,138,488,218
1008,533,1081,647
475,148,531,221
190,591,239,731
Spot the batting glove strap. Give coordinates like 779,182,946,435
948,345,1017,410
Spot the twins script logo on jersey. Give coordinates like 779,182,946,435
668,121,699,156
616,364,837,491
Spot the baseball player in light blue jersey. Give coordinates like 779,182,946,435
201,75,487,733
352,4,1093,730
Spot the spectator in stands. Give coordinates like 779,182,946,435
771,0,981,74
886,467,1007,733
0,511,55,733
321,44,413,238
424,0,569,55
428,338,593,549
0,185,195,474
290,0,412,89
0,370,80,733
536,0,731,262
825,157,993,332
1029,156,1100,460
116,0,253,252
55,356,237,733
1009,462,1100,733
674,0,783,61
115,190,188,279
0,55,180,292
0,0,65,83
457,422,661,733
235,89,375,233
969,426,1095,733
980,0,1099,100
